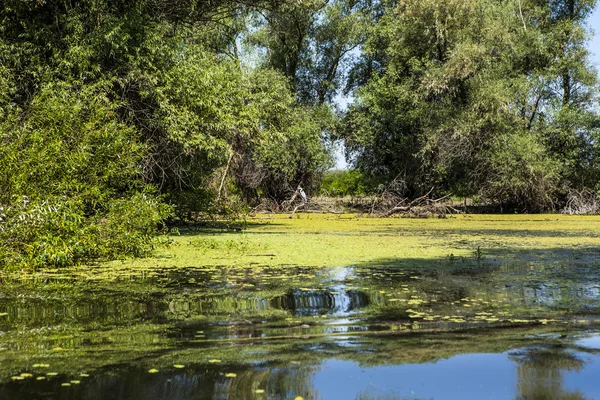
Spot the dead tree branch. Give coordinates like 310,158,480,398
379,188,461,218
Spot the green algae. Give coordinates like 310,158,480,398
1,214,600,394
93,213,600,273
2,213,598,283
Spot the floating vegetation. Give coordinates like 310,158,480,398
0,215,598,397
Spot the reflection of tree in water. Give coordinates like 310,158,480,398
510,346,588,400
272,289,370,316
214,365,319,400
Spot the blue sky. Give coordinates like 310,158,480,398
333,8,600,170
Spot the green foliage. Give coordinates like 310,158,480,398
251,102,335,200
481,133,562,212
343,0,600,210
0,0,336,269
248,0,368,105
131,40,334,209
320,169,374,197
1,83,144,203
0,83,171,270
0,194,169,269
1,0,599,270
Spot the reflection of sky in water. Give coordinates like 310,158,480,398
273,288,369,316
3,331,600,399
310,344,600,400
7,255,600,400
308,334,600,399
327,266,357,282
563,363,600,399
576,335,600,350
313,355,516,400
270,266,369,316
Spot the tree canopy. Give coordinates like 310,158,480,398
1,0,599,269
344,0,599,211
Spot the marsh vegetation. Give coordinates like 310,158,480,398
1,214,600,398
2,0,600,269
2,0,600,398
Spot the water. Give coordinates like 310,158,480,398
2,261,600,399
3,336,600,399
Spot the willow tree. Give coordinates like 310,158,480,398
0,0,334,268
343,0,599,211
248,0,369,105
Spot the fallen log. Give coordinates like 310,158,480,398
380,188,434,217
379,188,460,218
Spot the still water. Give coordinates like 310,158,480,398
2,260,600,399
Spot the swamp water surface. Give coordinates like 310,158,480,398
2,215,600,399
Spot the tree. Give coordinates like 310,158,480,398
342,0,599,211
0,0,336,268
248,0,368,105
0,82,170,269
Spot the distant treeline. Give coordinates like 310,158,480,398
1,0,599,268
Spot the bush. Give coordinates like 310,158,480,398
320,169,375,197
479,133,561,212
0,83,171,270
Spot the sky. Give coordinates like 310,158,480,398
332,7,600,170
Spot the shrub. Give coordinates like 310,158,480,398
0,83,171,270
320,169,375,197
